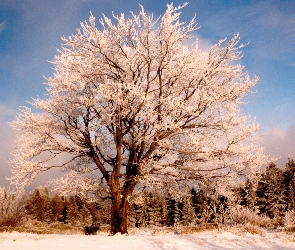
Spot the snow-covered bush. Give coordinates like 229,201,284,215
284,210,295,227
227,205,270,227
0,186,27,227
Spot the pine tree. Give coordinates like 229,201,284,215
74,195,84,211
86,201,100,225
138,191,151,227
66,196,81,226
182,195,196,226
32,189,44,221
256,163,287,222
127,202,137,228
239,179,256,210
51,193,66,222
166,198,183,226
149,191,168,226
42,187,54,223
27,187,53,223
80,204,93,226
191,188,212,224
283,158,295,211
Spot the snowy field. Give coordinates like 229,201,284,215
1,229,295,249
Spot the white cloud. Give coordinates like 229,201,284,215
0,21,6,33
259,122,295,167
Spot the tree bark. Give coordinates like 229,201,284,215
109,169,138,234
110,195,129,235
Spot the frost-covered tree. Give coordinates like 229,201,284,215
149,191,168,226
0,187,26,227
10,3,267,234
182,194,196,226
51,192,66,222
256,163,287,222
237,178,257,210
27,187,53,223
283,158,295,211
66,196,81,226
80,204,93,226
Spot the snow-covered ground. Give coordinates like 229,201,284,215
1,229,295,249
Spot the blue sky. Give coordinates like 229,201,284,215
0,0,294,186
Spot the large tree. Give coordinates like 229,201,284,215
10,3,267,234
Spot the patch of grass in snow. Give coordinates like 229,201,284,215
229,224,266,236
174,224,219,235
0,221,84,235
128,224,219,235
0,220,113,235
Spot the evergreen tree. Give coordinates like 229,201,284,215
86,201,100,225
239,179,256,210
32,189,44,221
191,188,211,224
127,202,138,228
51,193,66,222
182,195,196,226
66,196,81,226
256,163,287,222
149,191,168,226
80,204,93,226
283,158,295,210
138,191,151,227
166,198,183,226
74,195,84,211
27,187,53,223
42,187,54,223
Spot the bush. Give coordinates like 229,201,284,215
228,205,271,227
174,224,219,235
230,223,265,236
284,210,295,227
0,187,27,227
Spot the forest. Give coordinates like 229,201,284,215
1,158,295,234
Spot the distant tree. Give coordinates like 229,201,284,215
147,191,168,226
51,193,66,222
283,158,295,210
166,198,183,226
80,204,93,226
42,187,54,223
191,188,212,224
10,3,267,234
182,194,196,226
238,179,256,209
256,163,287,222
66,196,81,226
127,202,138,228
27,187,53,223
138,191,151,227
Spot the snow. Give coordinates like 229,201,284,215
1,229,295,249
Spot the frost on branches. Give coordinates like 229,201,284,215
10,3,268,234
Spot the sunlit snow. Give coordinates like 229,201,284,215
1,229,295,250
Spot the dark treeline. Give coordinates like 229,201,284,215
2,158,295,228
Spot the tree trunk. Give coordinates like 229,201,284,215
110,195,129,235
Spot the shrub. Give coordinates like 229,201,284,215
227,205,270,227
284,210,295,227
230,223,265,236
